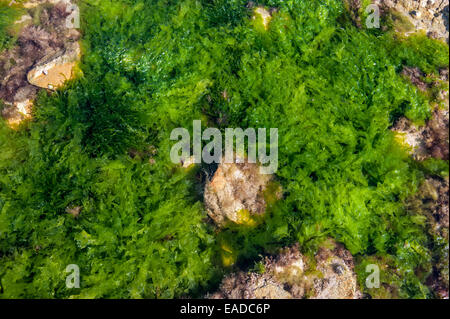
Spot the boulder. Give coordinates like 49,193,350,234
374,0,449,42
27,41,80,90
209,240,362,299
204,156,280,227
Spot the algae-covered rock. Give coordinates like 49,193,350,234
407,176,449,299
375,0,449,42
1,0,80,127
311,239,362,299
253,7,272,30
209,239,362,299
204,155,281,227
392,106,449,161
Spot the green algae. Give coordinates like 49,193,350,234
0,0,449,298
0,1,22,51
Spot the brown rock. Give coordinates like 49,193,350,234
343,0,363,28
204,156,278,227
400,66,429,92
407,176,449,299
27,41,80,90
209,240,362,299
1,0,81,127
392,107,449,161
374,0,449,42
65,206,82,218
425,108,449,160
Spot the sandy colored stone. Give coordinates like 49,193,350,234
27,41,80,90
181,155,197,168
1,106,25,128
204,155,276,227
311,241,362,299
65,206,82,218
253,7,272,30
392,117,429,160
1,99,33,129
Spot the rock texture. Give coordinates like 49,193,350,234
375,0,449,42
344,0,363,28
392,106,449,161
27,41,80,89
0,0,80,128
209,240,362,299
344,0,449,42
407,176,449,298
392,66,449,161
204,156,278,227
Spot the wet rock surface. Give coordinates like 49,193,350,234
344,0,363,28
392,65,449,161
209,240,362,299
392,106,449,161
27,41,80,89
204,156,279,227
0,0,80,127
407,176,449,298
375,0,449,42
393,62,449,299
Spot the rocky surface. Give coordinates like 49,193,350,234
344,0,363,28
204,156,280,227
65,205,82,218
344,0,449,42
392,67,449,161
209,239,362,299
375,0,449,42
407,176,449,299
247,2,277,30
392,107,449,161
0,0,80,128
392,63,449,299
27,41,80,89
